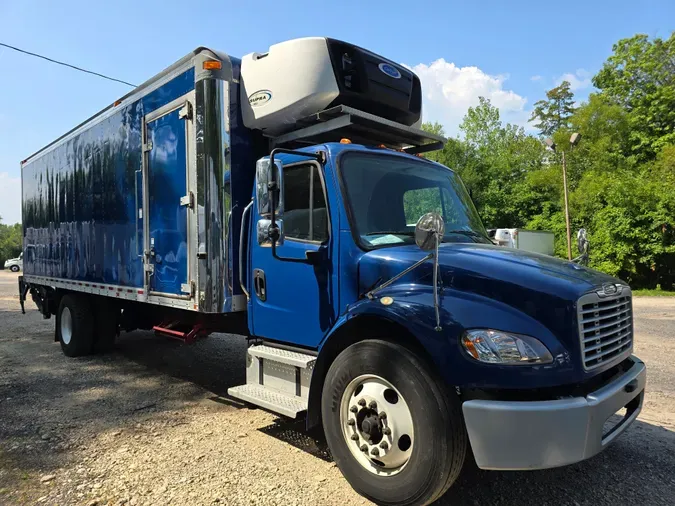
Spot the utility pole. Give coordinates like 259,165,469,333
545,133,581,262
561,150,572,260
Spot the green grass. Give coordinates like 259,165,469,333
632,287,675,296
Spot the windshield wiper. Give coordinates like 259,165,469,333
446,229,483,237
365,231,415,236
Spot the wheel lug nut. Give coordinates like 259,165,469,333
383,427,392,436
379,411,387,419
360,444,368,452
370,447,380,457
347,419,355,426
358,398,366,407
368,401,377,410
350,406,358,413
379,441,389,449
351,434,360,441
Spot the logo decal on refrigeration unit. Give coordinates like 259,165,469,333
249,90,272,107
378,63,402,79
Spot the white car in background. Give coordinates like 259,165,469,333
4,252,23,272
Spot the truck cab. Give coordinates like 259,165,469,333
19,37,646,506
230,40,645,503
234,139,646,505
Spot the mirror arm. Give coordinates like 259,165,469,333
268,148,325,265
366,253,434,300
433,233,441,331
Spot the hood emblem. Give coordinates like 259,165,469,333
601,284,619,296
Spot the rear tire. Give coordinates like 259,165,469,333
57,294,94,357
93,298,119,353
321,340,466,506
10,265,19,272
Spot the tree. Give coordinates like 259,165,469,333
593,33,675,158
529,81,575,137
418,32,675,290
0,220,22,267
461,97,502,150
423,99,547,229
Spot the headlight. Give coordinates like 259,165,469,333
461,329,553,365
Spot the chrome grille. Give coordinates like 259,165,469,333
577,287,633,370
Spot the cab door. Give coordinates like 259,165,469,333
248,159,338,348
142,93,195,297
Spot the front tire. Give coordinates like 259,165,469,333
321,340,466,506
57,294,94,357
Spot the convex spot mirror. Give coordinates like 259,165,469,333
415,212,445,251
255,158,284,217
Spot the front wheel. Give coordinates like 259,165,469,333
321,340,467,506
10,265,19,272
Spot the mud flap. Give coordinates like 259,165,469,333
18,276,28,314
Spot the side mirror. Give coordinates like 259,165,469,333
415,212,445,251
255,158,284,217
257,218,284,247
256,158,285,246
577,228,588,254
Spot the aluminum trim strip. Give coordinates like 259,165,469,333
22,274,197,311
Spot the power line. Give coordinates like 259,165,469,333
0,42,137,87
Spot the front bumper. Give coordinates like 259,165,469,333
462,355,646,470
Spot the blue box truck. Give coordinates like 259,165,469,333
19,38,646,506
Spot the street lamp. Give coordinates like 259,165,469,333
545,133,582,261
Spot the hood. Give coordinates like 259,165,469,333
359,243,622,352
359,243,618,296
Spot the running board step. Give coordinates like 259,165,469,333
228,384,307,418
248,345,317,368
227,345,316,418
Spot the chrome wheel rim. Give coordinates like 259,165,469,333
340,374,414,476
60,307,73,345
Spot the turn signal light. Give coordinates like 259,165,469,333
203,60,222,70
461,335,480,360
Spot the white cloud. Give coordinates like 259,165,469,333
530,75,543,81
556,68,592,91
406,59,529,135
0,172,22,225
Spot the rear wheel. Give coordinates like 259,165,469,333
321,340,466,506
10,265,19,272
57,294,94,357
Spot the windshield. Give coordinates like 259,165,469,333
340,152,489,248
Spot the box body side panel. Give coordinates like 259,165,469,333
22,69,195,288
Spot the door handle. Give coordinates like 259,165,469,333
253,268,266,302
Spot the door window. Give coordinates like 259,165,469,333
282,164,329,243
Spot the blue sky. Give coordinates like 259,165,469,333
0,0,673,224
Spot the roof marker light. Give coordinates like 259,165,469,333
203,60,222,70
340,138,352,144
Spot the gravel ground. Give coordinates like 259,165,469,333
0,270,673,506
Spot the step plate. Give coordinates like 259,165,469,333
228,384,307,418
248,345,316,369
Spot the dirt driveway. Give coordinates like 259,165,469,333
0,270,673,505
